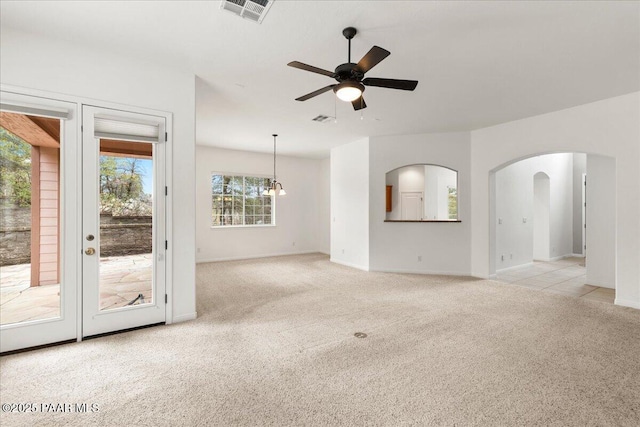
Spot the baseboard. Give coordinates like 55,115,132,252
497,262,533,274
488,274,498,279
369,267,472,277
614,298,640,310
197,250,321,264
172,312,197,323
548,253,575,262
330,258,369,271
571,253,585,258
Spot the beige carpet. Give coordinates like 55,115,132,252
1,253,639,426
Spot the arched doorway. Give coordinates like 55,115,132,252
489,152,615,298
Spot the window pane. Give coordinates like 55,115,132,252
211,175,223,194
211,174,275,227
230,176,243,194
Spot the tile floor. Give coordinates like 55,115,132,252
0,254,152,325
494,256,615,304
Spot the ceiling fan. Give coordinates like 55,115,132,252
288,27,418,111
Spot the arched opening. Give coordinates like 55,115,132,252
533,172,550,261
489,152,616,303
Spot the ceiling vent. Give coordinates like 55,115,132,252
220,0,274,24
312,115,333,123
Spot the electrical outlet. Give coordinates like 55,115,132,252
522,217,527,223
197,248,201,253
501,255,504,261
418,255,422,262
510,254,513,259
498,218,503,224
342,249,345,254
292,241,296,247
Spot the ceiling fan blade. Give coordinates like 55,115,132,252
356,46,390,73
295,85,336,101
287,61,335,77
352,96,367,111
362,78,418,91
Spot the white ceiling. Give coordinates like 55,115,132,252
2,1,639,158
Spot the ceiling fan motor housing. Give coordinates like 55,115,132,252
334,63,365,82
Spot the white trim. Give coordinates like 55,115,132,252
571,253,585,258
614,298,640,309
369,268,472,277
210,224,275,229
329,258,370,271
547,253,575,262
496,262,534,274
197,250,320,264
173,312,198,323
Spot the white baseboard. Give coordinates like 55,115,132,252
197,250,321,264
369,267,471,277
614,298,640,310
497,262,534,274
172,312,197,323
330,258,369,271
488,274,498,279
547,253,575,262
571,253,585,258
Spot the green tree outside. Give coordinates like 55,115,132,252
0,127,32,207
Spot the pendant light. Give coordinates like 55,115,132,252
263,134,286,196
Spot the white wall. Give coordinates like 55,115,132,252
195,146,326,261
0,28,197,321
471,92,640,308
369,132,471,275
331,138,370,270
318,157,331,254
572,153,587,254
585,155,616,289
494,153,574,270
533,172,551,261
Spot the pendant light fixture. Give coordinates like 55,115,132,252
263,134,286,196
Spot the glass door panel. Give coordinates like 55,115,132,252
98,141,154,310
0,91,78,353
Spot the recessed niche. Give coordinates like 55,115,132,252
385,164,459,222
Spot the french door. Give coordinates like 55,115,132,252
81,106,166,337
0,91,79,353
1,94,167,352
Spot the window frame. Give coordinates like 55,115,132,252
210,172,275,228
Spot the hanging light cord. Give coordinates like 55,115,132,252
273,134,277,186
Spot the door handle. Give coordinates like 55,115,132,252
85,248,96,255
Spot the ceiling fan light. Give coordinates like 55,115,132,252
279,188,286,196
334,81,364,102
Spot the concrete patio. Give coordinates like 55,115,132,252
0,253,153,325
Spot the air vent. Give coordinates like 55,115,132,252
220,0,275,24
312,115,333,123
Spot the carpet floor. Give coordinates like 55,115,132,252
1,253,639,426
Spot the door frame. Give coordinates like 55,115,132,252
0,84,174,351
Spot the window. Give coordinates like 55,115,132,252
211,174,273,227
